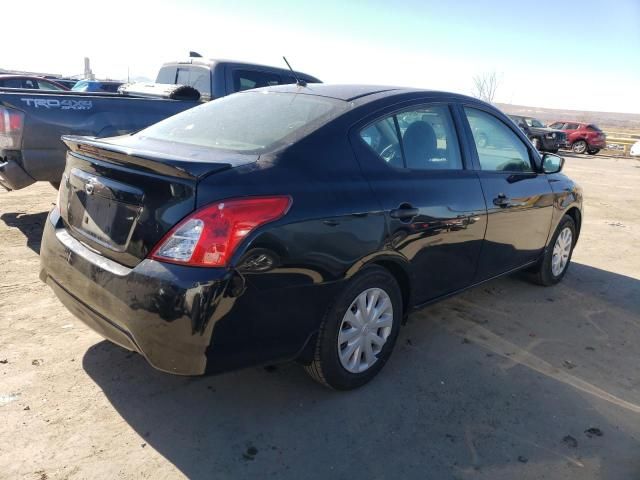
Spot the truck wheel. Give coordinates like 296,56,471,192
50,181,60,190
587,148,600,155
548,148,559,154
572,140,587,154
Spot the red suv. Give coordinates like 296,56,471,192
548,121,606,155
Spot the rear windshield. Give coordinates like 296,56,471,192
136,91,349,153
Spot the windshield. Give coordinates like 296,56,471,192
525,118,545,128
136,91,349,153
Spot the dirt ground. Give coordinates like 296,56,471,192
1,153,639,480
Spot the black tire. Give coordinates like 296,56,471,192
572,140,587,154
529,215,576,286
587,148,599,155
304,265,402,390
50,181,60,190
548,148,559,154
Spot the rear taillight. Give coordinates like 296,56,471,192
0,106,25,149
150,196,291,267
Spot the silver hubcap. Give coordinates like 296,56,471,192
573,141,586,153
338,288,393,373
551,227,573,276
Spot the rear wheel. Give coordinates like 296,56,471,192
587,148,600,155
572,140,587,154
304,265,402,390
529,215,576,286
49,181,60,190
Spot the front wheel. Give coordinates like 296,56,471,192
572,140,587,154
304,265,402,390
529,215,576,286
587,148,600,155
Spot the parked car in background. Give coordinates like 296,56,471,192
0,59,320,191
72,80,124,93
40,85,582,390
508,115,566,153
631,140,640,157
548,121,606,155
0,75,69,91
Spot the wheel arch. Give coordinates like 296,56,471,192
566,206,582,240
369,258,412,320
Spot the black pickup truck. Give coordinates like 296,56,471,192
508,115,567,153
0,59,320,190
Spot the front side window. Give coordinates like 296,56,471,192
464,107,532,173
136,91,349,153
528,118,545,128
176,67,211,97
232,70,282,92
359,105,463,170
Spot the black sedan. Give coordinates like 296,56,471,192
40,85,583,390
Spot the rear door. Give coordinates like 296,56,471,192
459,105,554,280
564,122,580,144
351,101,487,304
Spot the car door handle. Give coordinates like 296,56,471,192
493,194,511,207
390,206,420,219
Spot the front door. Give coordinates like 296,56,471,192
460,106,554,280
351,102,487,304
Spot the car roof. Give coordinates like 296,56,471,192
251,83,481,104
0,74,45,80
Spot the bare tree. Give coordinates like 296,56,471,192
473,71,499,103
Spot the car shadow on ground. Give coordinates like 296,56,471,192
82,262,640,479
0,211,49,254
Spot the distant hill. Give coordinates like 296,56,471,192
495,103,640,133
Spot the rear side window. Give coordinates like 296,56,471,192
464,107,532,173
156,66,177,84
232,70,282,92
359,105,463,170
0,78,23,88
565,123,579,130
587,124,602,132
176,67,211,98
136,91,349,153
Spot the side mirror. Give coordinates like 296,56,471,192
542,153,564,174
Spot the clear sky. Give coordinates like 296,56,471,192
4,0,639,113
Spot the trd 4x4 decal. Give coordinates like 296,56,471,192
20,98,93,110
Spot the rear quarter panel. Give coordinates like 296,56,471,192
195,121,391,364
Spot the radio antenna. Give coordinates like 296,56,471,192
283,56,307,87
